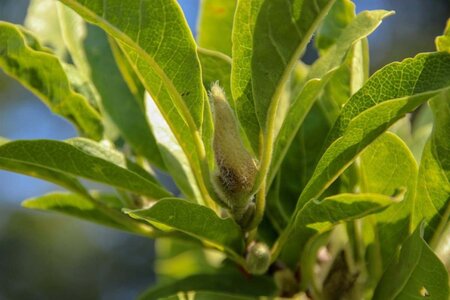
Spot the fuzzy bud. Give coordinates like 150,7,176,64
209,82,258,219
246,242,271,275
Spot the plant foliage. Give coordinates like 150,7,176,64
0,0,449,298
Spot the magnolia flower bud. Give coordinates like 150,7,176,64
209,82,258,221
246,242,271,275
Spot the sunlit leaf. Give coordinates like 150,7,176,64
231,0,336,152
126,198,244,256
59,0,214,204
435,19,450,52
0,139,170,199
0,22,103,139
276,193,393,266
360,133,418,273
197,0,237,56
415,91,450,245
277,52,450,266
23,192,125,229
315,0,355,54
269,10,391,188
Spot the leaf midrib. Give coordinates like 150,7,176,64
0,147,169,197
60,0,201,134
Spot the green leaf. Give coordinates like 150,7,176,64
360,133,418,272
415,91,450,246
373,224,449,300
299,193,393,228
328,52,450,144
299,52,450,212
197,0,237,56
198,48,232,105
265,8,386,230
59,0,213,204
153,238,216,283
0,139,171,199
269,10,391,187
302,92,440,206
299,231,331,293
0,155,88,196
145,94,201,202
24,0,66,57
315,0,355,53
0,137,87,196
265,175,289,232
23,192,126,230
139,272,276,300
269,77,331,188
277,193,393,266
307,10,392,81
126,198,245,257
317,38,370,123
0,22,103,139
59,0,205,129
83,25,166,170
277,52,450,266
160,292,255,300
108,37,146,107
66,137,161,184
231,0,336,152
22,192,161,237
391,105,433,161
436,19,450,52
56,1,91,76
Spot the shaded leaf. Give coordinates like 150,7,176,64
139,272,276,300
373,224,449,300
0,22,103,139
83,25,166,170
160,292,254,300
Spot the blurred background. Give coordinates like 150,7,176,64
0,0,449,299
